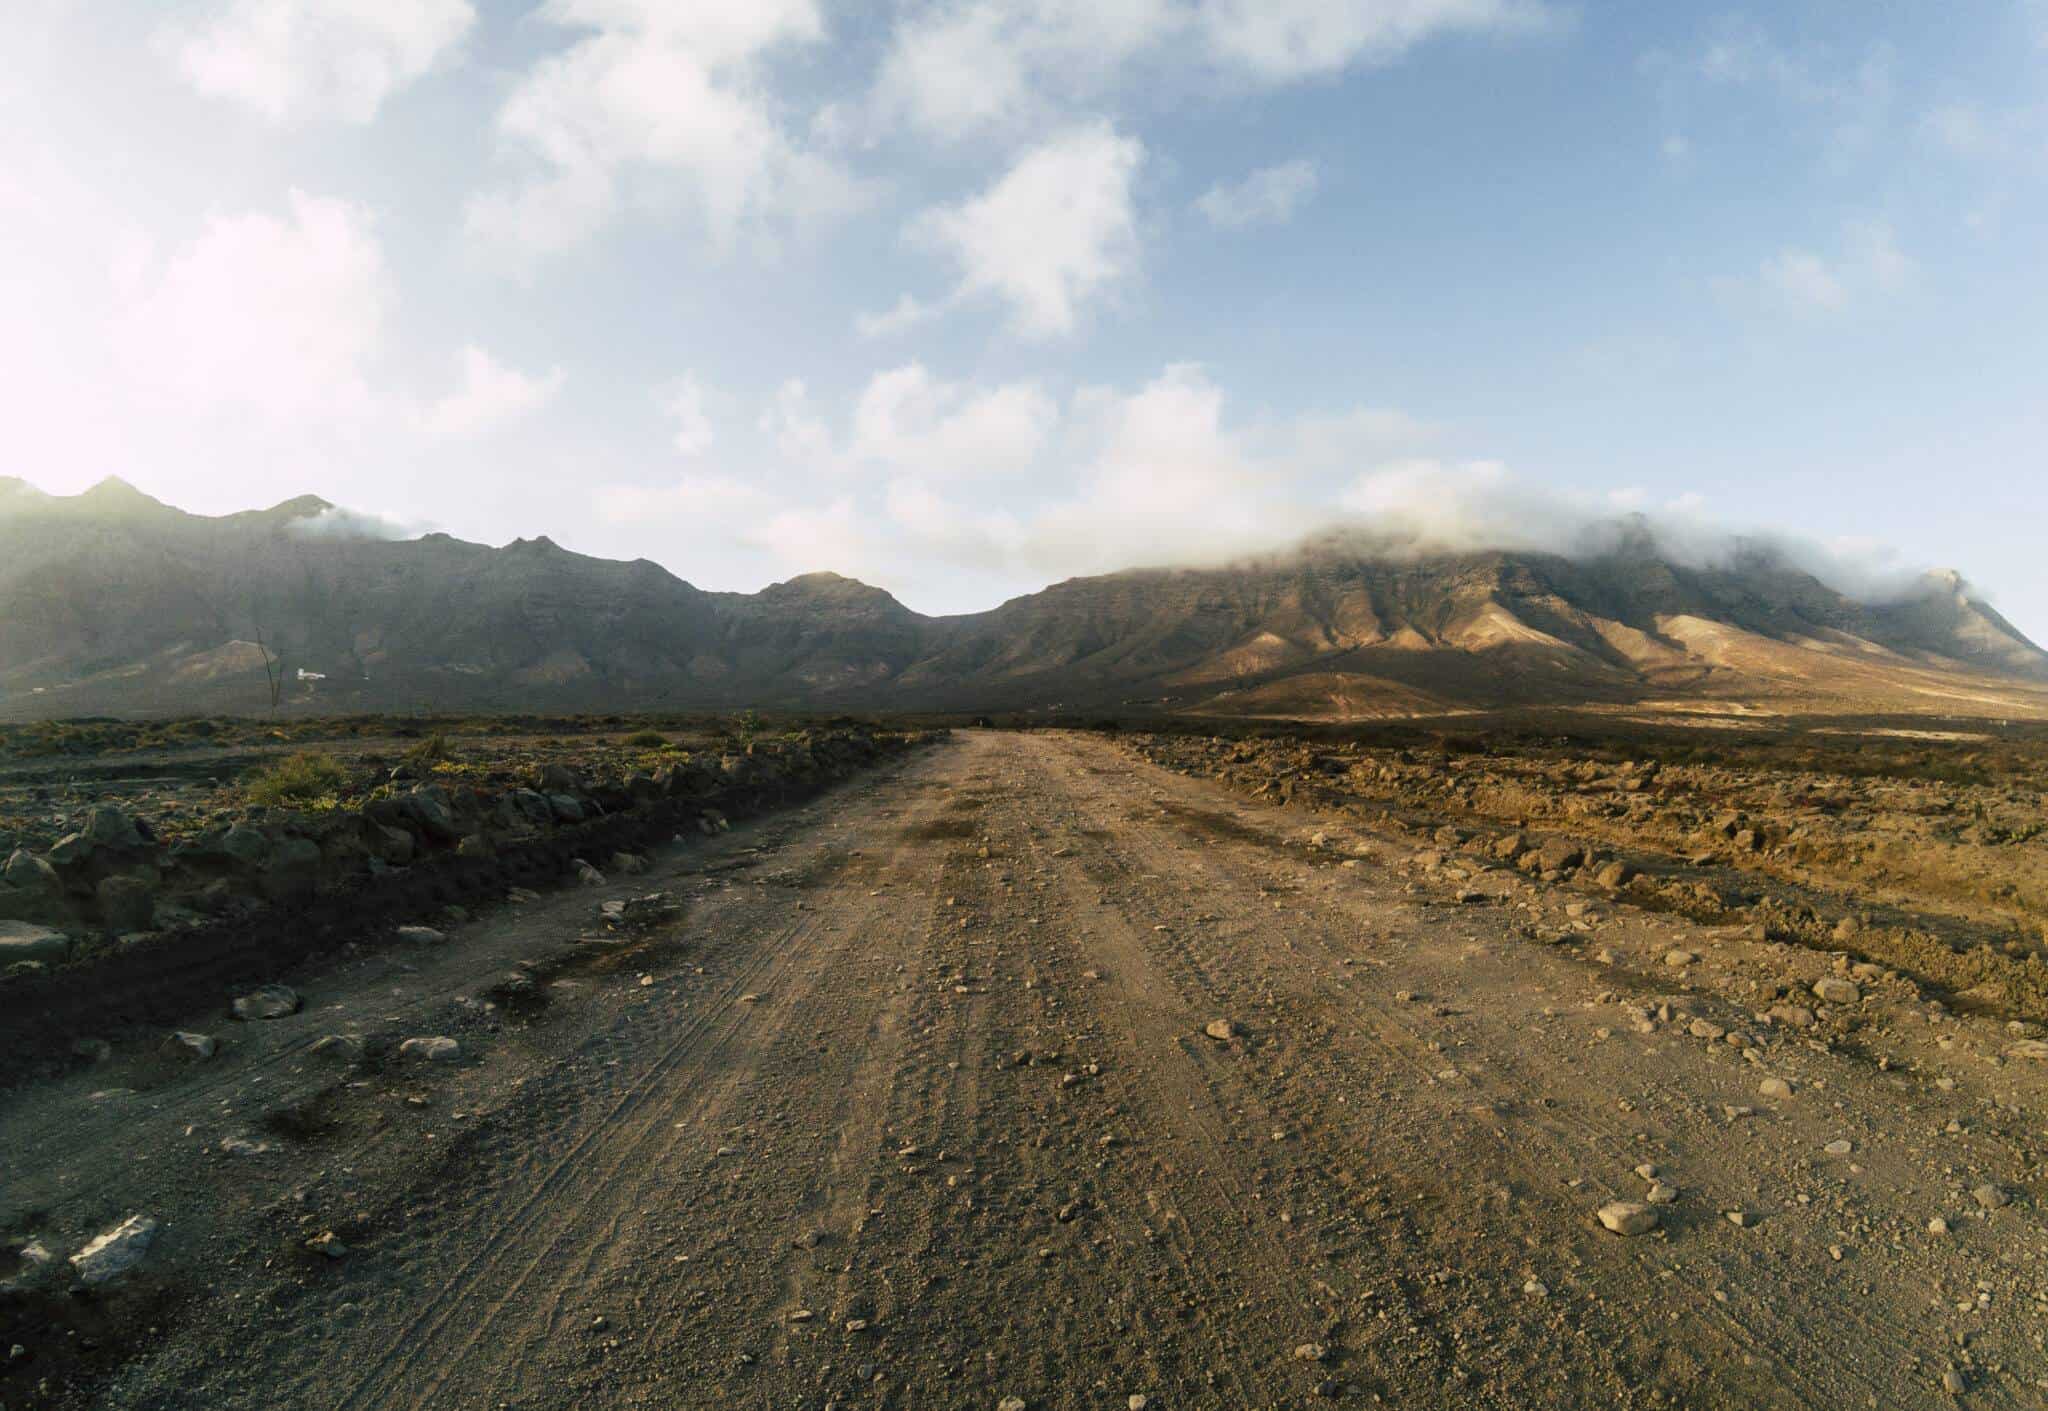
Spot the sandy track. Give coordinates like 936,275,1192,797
12,731,2047,1409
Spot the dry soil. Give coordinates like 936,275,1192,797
6,731,2047,1409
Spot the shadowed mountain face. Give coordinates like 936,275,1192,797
2,478,2044,720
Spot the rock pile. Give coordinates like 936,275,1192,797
0,725,927,985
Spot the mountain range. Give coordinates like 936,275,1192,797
3,476,2045,722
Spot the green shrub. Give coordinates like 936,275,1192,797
404,733,452,770
623,729,669,748
244,751,349,807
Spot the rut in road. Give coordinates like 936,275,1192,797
98,730,2045,1410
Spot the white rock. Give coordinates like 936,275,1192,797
231,984,301,1021
1812,977,1860,1005
161,1031,216,1061
1758,1077,1794,1100
0,922,68,963
70,1215,158,1284
1597,1201,1657,1236
398,1036,460,1062
394,926,446,946
308,1033,364,1063
1203,1019,1238,1042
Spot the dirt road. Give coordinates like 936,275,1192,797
8,731,2047,1409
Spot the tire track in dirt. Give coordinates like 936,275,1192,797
1029,733,1953,1408
340,802,968,1410
68,732,2048,1411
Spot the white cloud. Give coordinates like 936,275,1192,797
289,505,431,540
1195,158,1319,228
1017,363,1317,573
1845,219,1912,289
748,495,871,571
161,0,475,123
733,363,1448,587
869,0,1554,139
465,0,858,263
115,189,390,421
759,378,839,468
850,364,1058,477
1919,102,2000,157
855,293,942,339
1332,459,1930,599
1340,457,1577,547
1198,0,1556,80
905,122,1143,338
1756,219,1912,313
1692,18,1893,154
871,0,1179,140
596,471,773,525
593,361,1938,611
1660,133,1690,162
423,344,565,439
1759,248,1847,311
660,373,715,455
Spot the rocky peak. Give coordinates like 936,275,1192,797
265,494,336,521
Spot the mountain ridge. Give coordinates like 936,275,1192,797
2,481,2043,720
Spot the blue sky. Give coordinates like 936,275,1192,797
2,0,2044,635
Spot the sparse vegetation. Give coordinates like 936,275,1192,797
622,729,670,748
731,709,765,747
242,750,349,807
403,733,453,771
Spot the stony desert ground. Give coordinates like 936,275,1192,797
4,723,2048,1409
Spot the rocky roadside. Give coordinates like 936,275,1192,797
0,725,941,1084
1123,729,2048,1036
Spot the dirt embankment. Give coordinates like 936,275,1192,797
1124,728,2048,1027
0,725,940,1085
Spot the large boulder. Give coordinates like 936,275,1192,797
220,824,270,869
70,1215,159,1285
537,763,584,795
365,823,415,866
0,851,63,923
83,805,145,853
500,789,555,829
46,831,95,868
261,838,323,902
403,787,461,845
4,848,61,896
96,875,156,933
1525,838,1587,875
